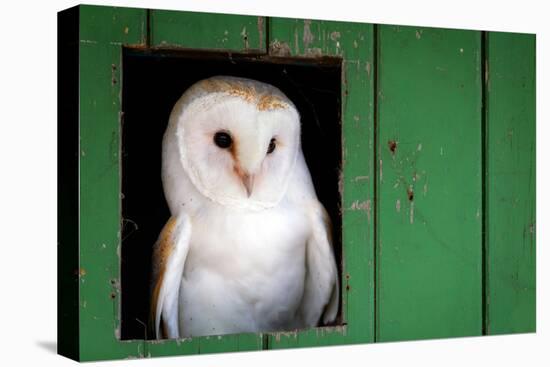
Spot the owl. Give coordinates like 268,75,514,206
150,75,339,339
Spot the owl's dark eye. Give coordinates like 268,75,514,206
213,131,232,149
267,138,276,154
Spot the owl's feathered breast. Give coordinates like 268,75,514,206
179,198,311,336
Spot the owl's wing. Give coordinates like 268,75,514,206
300,202,340,326
150,213,191,339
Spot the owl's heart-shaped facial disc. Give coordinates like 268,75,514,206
168,76,301,210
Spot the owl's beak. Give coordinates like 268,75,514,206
242,174,255,197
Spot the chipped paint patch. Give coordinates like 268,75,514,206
111,278,121,292
351,200,369,211
257,17,264,50
269,39,292,57
111,63,118,86
388,140,397,154
354,175,369,182
304,47,323,57
338,169,344,197
351,200,371,221
365,200,372,221
396,199,401,212
303,20,315,49
407,186,414,201
273,329,299,342
409,201,415,224
240,26,249,49
220,30,229,44
315,324,347,337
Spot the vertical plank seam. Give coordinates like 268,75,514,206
481,30,489,336
77,7,82,358
145,8,151,48
264,16,270,54
372,23,380,343
116,44,123,342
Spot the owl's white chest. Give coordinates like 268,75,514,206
178,201,310,337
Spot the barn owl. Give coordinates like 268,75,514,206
150,76,339,339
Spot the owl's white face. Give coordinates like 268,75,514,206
171,77,301,209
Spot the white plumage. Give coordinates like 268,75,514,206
150,76,339,339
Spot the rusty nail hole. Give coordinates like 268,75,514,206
345,273,350,280
110,292,116,299
110,279,116,285
388,140,397,154
346,285,350,291
111,63,117,70
407,187,414,201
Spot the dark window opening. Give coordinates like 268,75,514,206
121,48,343,340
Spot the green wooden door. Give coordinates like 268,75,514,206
58,5,536,362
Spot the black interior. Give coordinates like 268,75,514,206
121,48,342,340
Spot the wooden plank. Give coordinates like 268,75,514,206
150,10,266,52
57,5,80,362
485,32,536,335
78,5,148,361
267,18,375,348
377,25,483,341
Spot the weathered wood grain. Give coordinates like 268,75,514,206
151,10,266,52
376,25,483,341
485,32,536,335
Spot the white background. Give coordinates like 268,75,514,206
0,0,547,365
